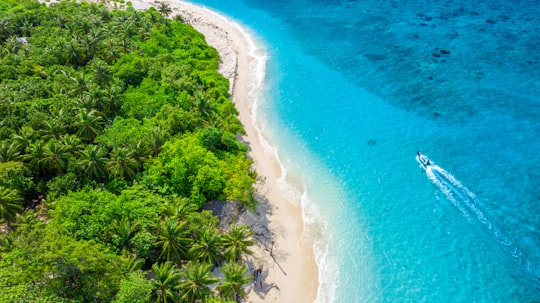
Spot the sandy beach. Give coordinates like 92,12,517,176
45,0,319,302
139,2,319,301
157,2,320,302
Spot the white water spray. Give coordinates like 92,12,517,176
417,155,540,285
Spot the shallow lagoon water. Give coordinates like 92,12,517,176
186,0,540,301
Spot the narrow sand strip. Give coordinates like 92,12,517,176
157,2,319,301
43,0,319,301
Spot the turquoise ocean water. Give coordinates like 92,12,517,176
186,0,540,301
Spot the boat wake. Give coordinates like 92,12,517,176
417,154,540,285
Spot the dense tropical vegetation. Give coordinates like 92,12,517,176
0,0,257,301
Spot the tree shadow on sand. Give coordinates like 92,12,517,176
203,176,288,300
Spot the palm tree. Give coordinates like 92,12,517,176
12,210,39,231
137,20,153,41
88,88,107,110
207,113,224,130
12,126,37,154
221,224,254,262
19,19,32,37
189,229,223,266
42,139,69,174
149,127,167,156
155,218,191,264
98,6,111,22
75,109,104,142
0,17,16,41
102,38,121,63
204,296,229,303
3,36,24,55
156,2,173,17
193,86,213,118
119,34,132,53
110,15,134,53
217,262,251,302
76,145,108,180
112,15,134,37
106,147,139,180
178,261,218,302
151,261,180,303
0,140,21,163
90,59,112,86
39,120,66,141
83,28,104,58
111,217,140,254
164,197,198,221
126,256,145,273
60,134,83,156
32,64,47,79
103,84,123,113
128,140,150,166
66,38,83,66
25,139,47,174
0,232,15,254
75,93,96,111
0,187,23,229
68,71,91,97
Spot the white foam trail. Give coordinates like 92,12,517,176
426,166,470,220
423,162,540,284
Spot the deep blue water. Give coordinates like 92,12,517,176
186,0,540,301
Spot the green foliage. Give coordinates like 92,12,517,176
0,161,35,198
113,53,147,87
46,172,81,200
51,188,119,241
151,261,180,303
113,271,153,303
157,104,201,135
0,282,69,303
0,0,258,300
0,186,23,225
0,222,127,302
76,144,108,181
50,185,163,258
120,78,170,119
189,228,223,265
178,261,219,302
107,146,139,180
146,134,225,205
217,262,251,301
155,217,191,263
95,117,150,150
221,154,257,208
221,224,254,262
75,109,104,142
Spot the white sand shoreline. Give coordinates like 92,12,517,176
42,0,320,302
164,2,320,302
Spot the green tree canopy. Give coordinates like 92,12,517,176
0,220,127,302
0,0,258,301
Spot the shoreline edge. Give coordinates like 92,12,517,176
41,0,322,302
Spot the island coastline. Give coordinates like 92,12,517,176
44,0,320,302
169,2,320,302
159,2,320,302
